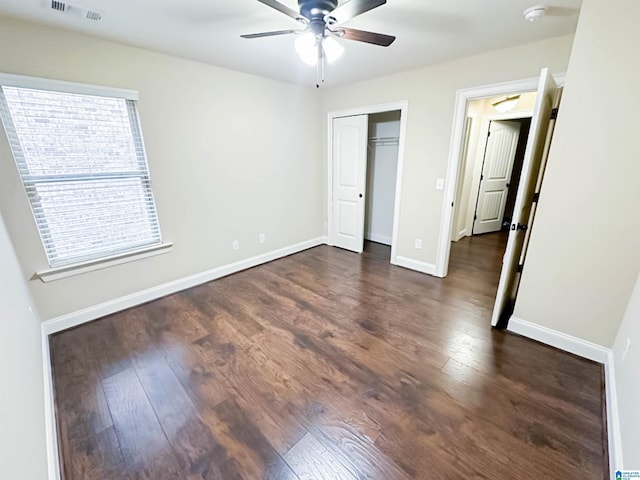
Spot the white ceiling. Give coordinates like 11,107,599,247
0,0,582,87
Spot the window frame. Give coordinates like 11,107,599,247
0,73,172,282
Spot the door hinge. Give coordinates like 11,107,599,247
487,131,491,137
474,214,478,221
550,108,559,120
451,201,454,207
532,192,540,203
517,263,524,273
480,174,484,181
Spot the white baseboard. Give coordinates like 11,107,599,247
42,236,327,335
453,229,468,242
507,316,609,363
365,232,392,245
394,256,437,276
605,351,623,477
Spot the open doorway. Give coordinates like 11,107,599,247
364,111,401,257
452,93,535,244
438,69,562,328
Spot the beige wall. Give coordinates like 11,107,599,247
320,35,574,268
0,212,48,479
514,0,640,347
0,17,324,320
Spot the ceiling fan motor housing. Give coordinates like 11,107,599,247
299,0,338,21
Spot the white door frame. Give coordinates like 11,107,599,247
327,101,409,264
435,75,565,278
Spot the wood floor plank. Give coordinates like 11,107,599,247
204,397,300,480
102,368,183,480
51,234,607,479
112,306,250,480
284,432,357,480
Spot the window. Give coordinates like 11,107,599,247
0,76,163,270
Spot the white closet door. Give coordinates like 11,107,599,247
330,115,368,253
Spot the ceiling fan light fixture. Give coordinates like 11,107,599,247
295,32,319,65
295,33,344,66
323,36,344,64
492,95,520,113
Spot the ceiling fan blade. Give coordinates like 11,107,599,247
337,27,395,47
241,29,300,39
254,0,305,22
326,0,386,25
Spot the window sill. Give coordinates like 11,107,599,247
36,242,174,283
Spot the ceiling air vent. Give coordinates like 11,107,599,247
85,10,102,21
51,0,67,12
52,2,105,22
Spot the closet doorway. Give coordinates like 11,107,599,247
365,111,401,251
327,101,408,264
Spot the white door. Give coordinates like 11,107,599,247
491,68,559,327
473,120,522,235
330,115,368,253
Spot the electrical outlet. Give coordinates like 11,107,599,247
622,338,631,362
232,240,240,251
436,178,445,190
259,233,266,244
415,239,422,250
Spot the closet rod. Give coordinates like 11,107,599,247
369,136,399,146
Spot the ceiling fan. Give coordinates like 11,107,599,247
241,0,396,86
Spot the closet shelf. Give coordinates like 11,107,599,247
369,136,399,147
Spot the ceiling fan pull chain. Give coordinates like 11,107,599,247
321,45,326,86
316,39,324,88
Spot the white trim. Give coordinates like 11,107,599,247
365,233,392,245
37,242,174,282
507,316,609,363
0,72,138,100
42,236,326,334
605,351,623,477
327,101,409,265
42,324,61,480
453,228,468,242
394,256,437,276
435,73,566,278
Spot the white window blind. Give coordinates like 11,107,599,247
0,84,162,268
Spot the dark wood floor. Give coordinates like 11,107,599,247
50,233,607,479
